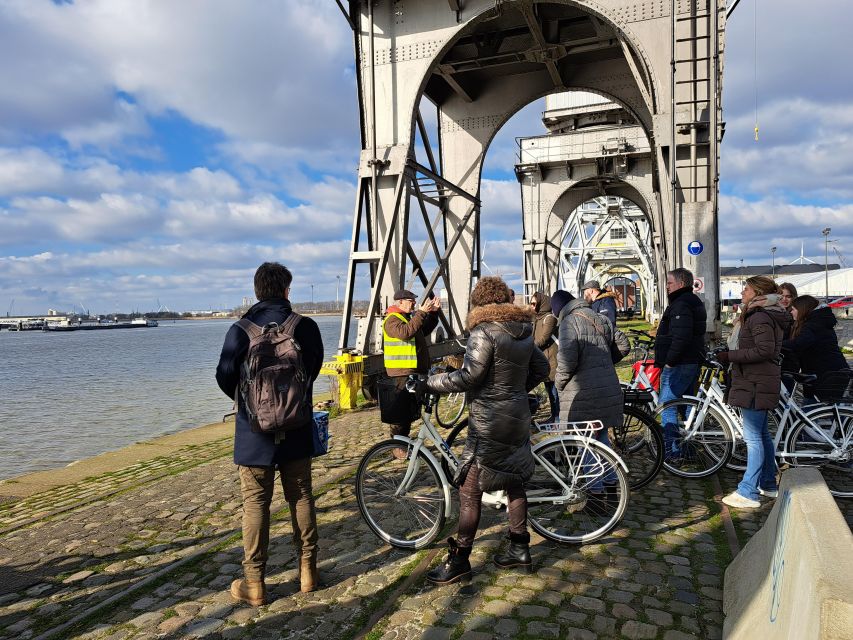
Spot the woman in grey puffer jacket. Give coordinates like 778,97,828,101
551,291,623,428
425,277,549,585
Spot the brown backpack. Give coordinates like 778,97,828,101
237,313,312,434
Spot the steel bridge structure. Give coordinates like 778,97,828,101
337,0,723,371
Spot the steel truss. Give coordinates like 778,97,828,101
339,110,480,360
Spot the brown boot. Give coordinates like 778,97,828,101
300,554,319,593
230,578,266,606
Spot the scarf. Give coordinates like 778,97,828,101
727,293,783,350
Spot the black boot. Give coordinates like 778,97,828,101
426,538,472,585
493,531,532,569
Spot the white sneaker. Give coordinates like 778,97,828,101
722,491,760,509
758,487,778,498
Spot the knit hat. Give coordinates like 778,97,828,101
550,290,575,317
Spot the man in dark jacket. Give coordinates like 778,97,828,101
382,289,440,439
216,262,324,605
654,268,708,459
581,280,618,327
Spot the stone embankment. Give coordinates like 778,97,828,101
0,409,850,640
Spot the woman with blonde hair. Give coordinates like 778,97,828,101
717,276,791,508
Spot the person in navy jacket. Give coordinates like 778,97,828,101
216,262,323,605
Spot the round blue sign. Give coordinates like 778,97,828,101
687,241,704,256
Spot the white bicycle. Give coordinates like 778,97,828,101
356,377,630,549
653,354,853,497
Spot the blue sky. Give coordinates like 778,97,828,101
1,0,851,315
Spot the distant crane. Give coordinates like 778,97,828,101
6,299,13,317
833,246,849,269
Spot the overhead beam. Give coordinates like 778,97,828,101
518,3,564,89
437,66,474,102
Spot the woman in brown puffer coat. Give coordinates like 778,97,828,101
717,276,791,510
531,291,559,421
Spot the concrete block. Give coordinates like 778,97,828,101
723,468,853,639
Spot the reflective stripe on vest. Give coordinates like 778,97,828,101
383,312,418,369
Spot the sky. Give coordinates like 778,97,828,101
1,0,851,315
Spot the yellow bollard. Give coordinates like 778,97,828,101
333,353,363,410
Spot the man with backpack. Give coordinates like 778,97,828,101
216,262,324,605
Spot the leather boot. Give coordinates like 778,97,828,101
426,538,472,585
230,578,267,606
300,553,319,593
493,531,532,570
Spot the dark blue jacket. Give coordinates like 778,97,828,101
216,298,324,466
654,287,707,367
782,306,849,377
590,292,618,327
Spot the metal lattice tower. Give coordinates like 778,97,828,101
338,0,724,370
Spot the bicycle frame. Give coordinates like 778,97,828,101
390,397,628,515
677,366,849,460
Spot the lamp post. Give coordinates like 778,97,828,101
822,227,832,302
336,275,341,311
310,284,315,307
740,258,744,285
770,246,777,279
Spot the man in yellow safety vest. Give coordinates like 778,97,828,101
383,289,441,439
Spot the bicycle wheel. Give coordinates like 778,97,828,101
527,437,629,544
653,399,734,478
785,405,853,498
609,405,664,490
435,392,466,428
356,439,447,549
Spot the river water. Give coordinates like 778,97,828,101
0,315,357,480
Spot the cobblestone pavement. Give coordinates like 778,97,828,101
0,407,850,640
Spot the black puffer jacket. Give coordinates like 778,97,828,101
555,299,623,427
427,303,549,491
654,286,707,367
781,306,849,377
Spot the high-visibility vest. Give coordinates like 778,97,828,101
383,313,418,370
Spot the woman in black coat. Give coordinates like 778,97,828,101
425,277,549,584
783,295,850,402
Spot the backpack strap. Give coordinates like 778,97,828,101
236,318,264,341
281,311,302,336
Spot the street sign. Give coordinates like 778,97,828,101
693,277,705,293
687,241,704,256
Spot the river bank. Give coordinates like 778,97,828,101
0,419,233,501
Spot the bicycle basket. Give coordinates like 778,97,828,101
631,360,661,391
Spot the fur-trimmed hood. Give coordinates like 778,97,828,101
467,303,534,336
